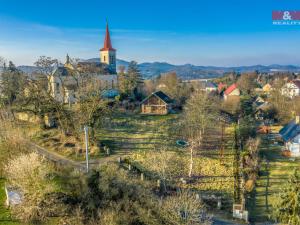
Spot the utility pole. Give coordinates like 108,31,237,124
84,125,89,173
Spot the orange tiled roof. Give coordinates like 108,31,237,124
224,83,238,95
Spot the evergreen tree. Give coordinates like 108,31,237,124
117,65,129,95
0,61,25,104
272,170,300,225
127,61,142,97
8,61,18,72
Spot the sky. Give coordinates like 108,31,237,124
0,0,300,66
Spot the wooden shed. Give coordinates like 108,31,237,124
141,91,173,115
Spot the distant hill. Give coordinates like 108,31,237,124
17,66,40,74
16,59,300,80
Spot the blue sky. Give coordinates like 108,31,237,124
0,0,300,66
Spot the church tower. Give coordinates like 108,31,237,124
64,54,74,70
100,22,116,74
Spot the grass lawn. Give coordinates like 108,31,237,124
249,128,300,222
95,112,179,156
30,111,179,162
14,111,236,210
130,120,235,207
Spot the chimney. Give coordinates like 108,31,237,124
296,116,300,124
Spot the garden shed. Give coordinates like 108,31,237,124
140,91,173,115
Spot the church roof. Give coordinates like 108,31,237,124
100,23,116,51
52,66,72,77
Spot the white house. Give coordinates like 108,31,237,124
281,80,300,98
280,116,300,157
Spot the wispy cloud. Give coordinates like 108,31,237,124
0,15,300,66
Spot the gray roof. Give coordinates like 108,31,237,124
279,120,300,142
141,91,173,104
52,66,73,77
256,102,271,112
205,82,217,88
197,81,217,90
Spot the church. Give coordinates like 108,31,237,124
48,23,119,103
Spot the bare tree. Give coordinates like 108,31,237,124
161,189,212,225
182,91,219,177
236,72,257,95
34,56,59,75
77,76,112,143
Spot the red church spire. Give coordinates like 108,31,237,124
100,22,116,51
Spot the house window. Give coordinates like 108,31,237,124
104,56,106,62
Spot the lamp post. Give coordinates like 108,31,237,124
84,125,89,173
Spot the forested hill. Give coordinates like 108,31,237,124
13,59,300,80
82,58,300,79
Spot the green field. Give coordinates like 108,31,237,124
11,111,236,216
249,133,300,222
95,112,179,156
32,111,235,200
31,112,179,161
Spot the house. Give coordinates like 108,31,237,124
223,83,240,100
279,116,300,156
281,80,300,98
254,102,273,121
218,83,227,93
204,82,218,92
252,96,265,108
48,62,78,103
262,83,273,94
48,23,118,103
196,81,217,92
141,91,173,115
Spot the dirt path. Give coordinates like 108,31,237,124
28,141,123,172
